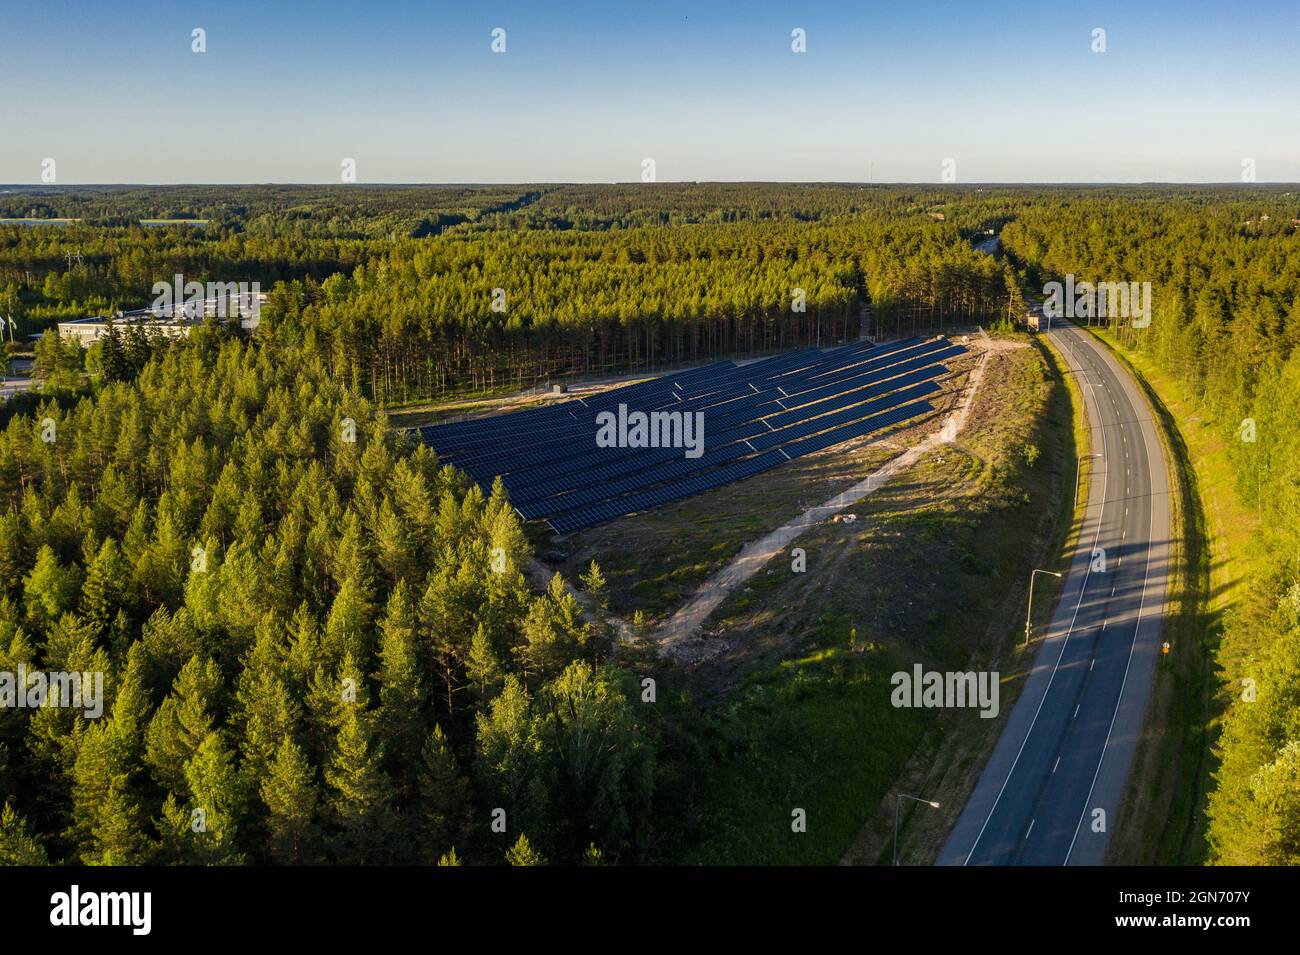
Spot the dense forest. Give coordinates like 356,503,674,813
1,185,1013,398
2,183,1298,865
0,326,670,864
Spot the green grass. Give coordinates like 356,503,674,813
682,641,933,865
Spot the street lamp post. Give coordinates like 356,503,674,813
893,793,941,866
1025,568,1063,645
1074,453,1101,511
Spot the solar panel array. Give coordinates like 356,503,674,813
415,335,965,534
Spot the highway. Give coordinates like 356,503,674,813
938,319,1171,865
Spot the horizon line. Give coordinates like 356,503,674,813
4,181,1299,189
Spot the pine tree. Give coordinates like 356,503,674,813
101,322,127,382
324,707,393,863
323,576,373,669
376,581,423,786
466,623,503,700
89,774,152,865
22,544,83,630
144,655,222,797
415,724,470,861
374,497,413,586
80,537,126,638
179,731,246,864
261,735,320,864
0,801,49,864
505,832,544,866
580,559,609,612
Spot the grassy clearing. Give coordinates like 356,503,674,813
680,641,932,865
1080,326,1254,866
676,335,1081,864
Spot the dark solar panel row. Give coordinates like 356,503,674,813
425,336,925,455
454,375,783,477
507,369,946,508
493,355,953,493
516,380,941,520
413,336,963,534
465,340,950,481
423,359,738,449
546,400,934,535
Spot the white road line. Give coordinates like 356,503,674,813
1025,819,1036,840
1073,704,1080,718
1090,658,1096,671
1053,757,1061,774
1064,342,1159,866
962,325,1110,865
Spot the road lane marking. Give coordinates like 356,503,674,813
1053,757,1061,774
1065,353,1161,866
962,327,1113,865
1073,704,1080,718
1025,819,1035,839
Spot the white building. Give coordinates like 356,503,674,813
57,292,266,344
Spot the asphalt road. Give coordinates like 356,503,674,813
938,320,1171,866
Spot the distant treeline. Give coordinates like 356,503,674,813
2,184,1023,393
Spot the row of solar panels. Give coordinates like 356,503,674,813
546,401,933,535
415,336,963,534
423,336,947,472
420,335,910,452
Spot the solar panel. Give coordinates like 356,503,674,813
515,378,943,516
478,345,956,483
546,400,935,534
412,335,965,533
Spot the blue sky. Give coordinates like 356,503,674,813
2,0,1298,183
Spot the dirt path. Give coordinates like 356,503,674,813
653,335,997,653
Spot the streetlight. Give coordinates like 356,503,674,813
1074,453,1101,511
1025,568,1063,645
893,793,942,866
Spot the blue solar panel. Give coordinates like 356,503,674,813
514,377,943,515
495,357,953,492
546,400,934,534
412,335,964,533
478,344,955,483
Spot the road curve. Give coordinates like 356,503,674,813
938,320,1171,866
